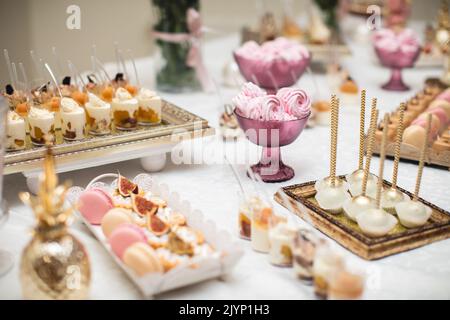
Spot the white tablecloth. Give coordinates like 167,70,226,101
1,33,449,300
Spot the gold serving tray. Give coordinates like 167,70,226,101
4,100,214,174
371,138,450,170
275,177,450,260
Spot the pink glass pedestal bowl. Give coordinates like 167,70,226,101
233,52,311,93
234,110,310,183
374,46,421,91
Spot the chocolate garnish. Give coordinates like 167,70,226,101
5,84,14,95
62,76,71,86
114,73,124,82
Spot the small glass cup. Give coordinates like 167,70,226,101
237,193,253,241
28,108,55,146
328,268,365,300
137,95,162,126
250,203,273,253
61,108,86,141
292,229,324,283
268,216,297,267
6,111,26,151
313,245,344,299
111,98,139,131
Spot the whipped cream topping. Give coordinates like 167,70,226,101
115,87,133,101
7,110,24,123
29,106,53,119
87,93,109,108
61,97,83,113
137,88,158,100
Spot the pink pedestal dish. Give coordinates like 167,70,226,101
235,109,310,183
233,38,310,92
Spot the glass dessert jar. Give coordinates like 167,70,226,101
251,205,273,253
292,230,324,283
6,110,26,151
313,246,344,299
111,88,139,131
60,97,86,141
136,88,162,125
85,93,111,135
268,219,297,267
28,107,55,146
328,269,365,300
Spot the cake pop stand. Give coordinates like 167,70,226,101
235,110,310,183
374,46,421,91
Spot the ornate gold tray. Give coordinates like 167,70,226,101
371,139,450,170
4,100,214,175
275,177,450,260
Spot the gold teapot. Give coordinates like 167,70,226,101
19,140,91,299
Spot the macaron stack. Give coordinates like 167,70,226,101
76,175,216,277
402,87,450,151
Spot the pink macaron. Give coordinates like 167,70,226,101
427,107,449,128
109,223,147,259
437,89,450,103
78,188,114,225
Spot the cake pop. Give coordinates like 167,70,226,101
315,96,350,214
357,114,398,238
381,104,410,214
348,98,379,198
343,106,379,221
396,115,433,228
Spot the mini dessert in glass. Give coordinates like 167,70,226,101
111,87,139,130
136,88,162,125
292,230,323,283
328,269,365,300
6,110,26,151
28,107,55,146
313,247,344,299
268,220,297,267
251,205,273,253
85,93,111,135
60,97,86,141
31,82,54,106
238,195,263,240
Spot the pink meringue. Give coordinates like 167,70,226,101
234,83,311,122
277,87,311,118
373,28,420,54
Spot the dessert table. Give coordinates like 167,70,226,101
1,32,449,300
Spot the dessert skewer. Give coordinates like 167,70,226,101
315,96,350,214
396,114,433,228
356,114,398,238
381,103,410,214
348,98,379,198
343,106,379,221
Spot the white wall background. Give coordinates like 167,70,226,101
0,0,439,87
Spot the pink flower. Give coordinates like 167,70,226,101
277,87,311,118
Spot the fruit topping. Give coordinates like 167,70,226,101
132,194,158,216
118,174,139,197
167,231,194,256
147,214,170,236
101,86,114,102
125,84,138,96
148,196,167,208
71,91,88,106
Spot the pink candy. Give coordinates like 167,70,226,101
373,28,420,54
234,83,311,122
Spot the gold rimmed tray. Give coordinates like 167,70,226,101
4,100,214,174
275,177,450,260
